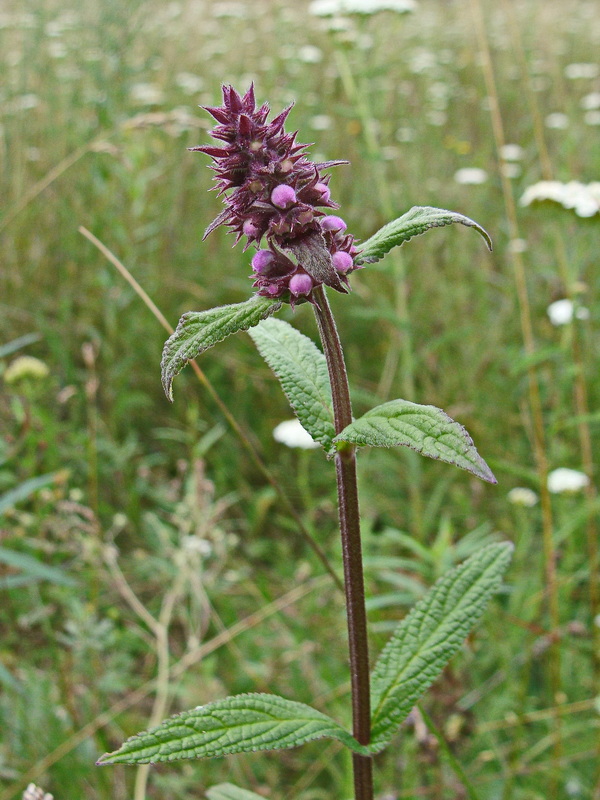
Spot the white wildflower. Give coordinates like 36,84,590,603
23,785,53,800
273,419,320,449
211,2,247,17
507,238,528,253
309,0,416,15
500,144,525,161
520,180,600,217
564,63,599,80
545,112,569,129
581,92,600,110
175,72,204,95
48,41,67,58
396,126,415,142
309,114,333,130
130,82,164,106
547,298,589,326
584,111,600,126
547,468,590,494
501,163,522,179
408,48,436,74
298,45,323,63
426,110,447,126
507,487,538,507
454,167,488,185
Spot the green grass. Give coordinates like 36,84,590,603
1,0,599,798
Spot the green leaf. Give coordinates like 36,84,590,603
333,399,496,483
97,693,371,765
0,472,59,516
248,318,335,450
354,206,492,265
161,296,281,401
206,784,267,800
370,542,513,750
0,546,78,588
0,332,41,359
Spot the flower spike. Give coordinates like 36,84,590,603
191,84,360,304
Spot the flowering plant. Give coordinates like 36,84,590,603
98,85,512,800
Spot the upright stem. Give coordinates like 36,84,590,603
312,285,373,800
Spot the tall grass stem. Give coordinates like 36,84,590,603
468,0,562,789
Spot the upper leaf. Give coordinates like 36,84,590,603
206,784,268,800
354,206,492,265
370,542,513,750
161,296,281,401
333,399,496,483
248,318,335,450
97,692,372,766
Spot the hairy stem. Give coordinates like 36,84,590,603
312,285,373,800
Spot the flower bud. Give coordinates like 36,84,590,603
251,249,275,273
315,182,331,202
332,250,353,273
289,272,313,297
243,219,260,238
320,215,347,232
271,184,297,208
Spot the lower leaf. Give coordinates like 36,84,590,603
97,693,372,765
370,542,513,750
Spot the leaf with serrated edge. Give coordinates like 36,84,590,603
248,318,334,450
354,206,492,265
161,296,281,401
206,784,267,800
333,399,496,484
370,543,513,750
97,693,373,765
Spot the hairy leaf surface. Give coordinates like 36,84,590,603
333,399,496,483
354,206,492,265
248,318,335,449
161,296,281,401
97,693,371,765
370,543,513,749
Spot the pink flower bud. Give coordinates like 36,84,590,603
320,215,347,232
332,251,353,273
289,272,313,297
271,184,297,208
252,249,275,273
243,219,260,237
315,182,331,202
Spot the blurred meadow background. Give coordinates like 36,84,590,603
1,0,599,798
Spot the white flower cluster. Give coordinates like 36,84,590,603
273,419,320,449
507,487,538,507
520,180,600,218
547,468,590,494
309,0,416,16
546,298,589,326
23,785,53,800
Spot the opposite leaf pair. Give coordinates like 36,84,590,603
98,542,512,766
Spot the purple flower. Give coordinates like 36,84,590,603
191,84,361,305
